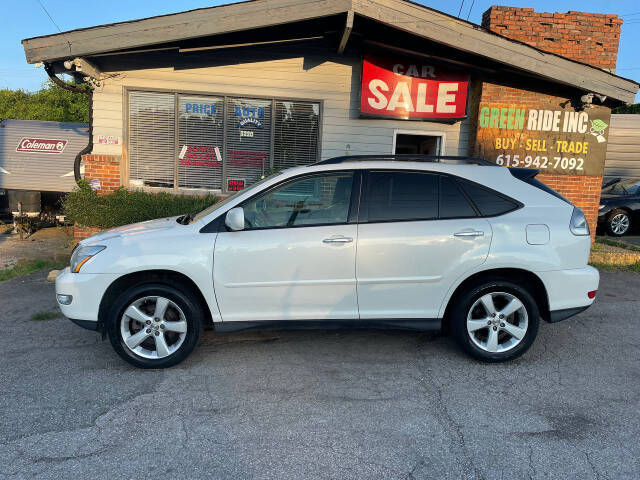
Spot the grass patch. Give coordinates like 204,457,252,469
0,259,67,282
589,261,640,272
30,310,60,321
595,236,640,252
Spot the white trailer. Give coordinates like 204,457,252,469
0,119,88,218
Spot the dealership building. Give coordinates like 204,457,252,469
21,0,639,235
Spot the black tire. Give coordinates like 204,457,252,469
107,283,203,369
606,209,631,237
450,279,540,362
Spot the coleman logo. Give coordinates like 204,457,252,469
16,138,67,154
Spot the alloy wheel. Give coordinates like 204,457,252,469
120,296,188,359
466,291,528,353
611,213,630,235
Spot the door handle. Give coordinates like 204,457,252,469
323,236,353,243
454,230,484,237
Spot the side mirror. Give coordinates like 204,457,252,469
225,207,245,231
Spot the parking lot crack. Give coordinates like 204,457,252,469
584,451,602,480
406,459,426,479
415,365,482,480
527,445,536,480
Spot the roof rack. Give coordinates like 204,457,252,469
313,154,497,166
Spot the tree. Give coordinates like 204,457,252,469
0,80,89,123
613,103,640,114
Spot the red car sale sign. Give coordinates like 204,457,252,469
360,54,468,121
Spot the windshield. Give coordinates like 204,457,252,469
191,171,285,223
602,178,640,196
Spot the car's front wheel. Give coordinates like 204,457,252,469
107,283,203,368
451,280,539,362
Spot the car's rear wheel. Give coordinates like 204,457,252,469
107,283,202,368
606,209,631,236
451,280,539,362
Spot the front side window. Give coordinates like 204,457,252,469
365,171,438,222
242,172,354,229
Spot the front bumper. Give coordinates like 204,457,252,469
55,267,120,327
536,266,599,317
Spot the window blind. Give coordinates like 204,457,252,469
273,101,320,171
128,91,175,188
177,95,224,190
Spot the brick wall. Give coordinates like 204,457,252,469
475,81,603,240
477,6,620,239
73,225,104,242
482,7,622,71
82,154,121,195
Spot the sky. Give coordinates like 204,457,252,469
1,0,639,102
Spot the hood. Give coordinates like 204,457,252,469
600,193,632,202
82,216,182,245
600,194,620,200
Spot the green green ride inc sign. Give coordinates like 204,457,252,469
475,102,611,176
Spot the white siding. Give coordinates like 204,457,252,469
91,47,472,165
605,114,640,179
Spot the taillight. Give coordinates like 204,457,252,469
588,290,597,299
570,208,590,236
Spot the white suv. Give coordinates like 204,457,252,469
56,156,599,368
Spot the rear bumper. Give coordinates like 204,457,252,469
548,305,590,323
536,266,599,313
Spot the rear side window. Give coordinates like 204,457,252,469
439,176,477,218
458,180,519,217
366,172,438,222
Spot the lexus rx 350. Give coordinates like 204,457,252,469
56,156,599,368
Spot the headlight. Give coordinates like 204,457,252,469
569,207,590,236
599,204,606,210
70,245,106,273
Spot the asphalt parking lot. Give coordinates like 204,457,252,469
617,235,640,247
0,270,639,479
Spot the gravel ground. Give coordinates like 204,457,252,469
0,270,638,479
0,228,72,270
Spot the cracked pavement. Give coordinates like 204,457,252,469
0,270,639,479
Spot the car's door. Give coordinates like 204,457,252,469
214,170,360,322
356,171,498,319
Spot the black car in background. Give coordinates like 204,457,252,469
598,178,640,236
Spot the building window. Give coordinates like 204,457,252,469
274,101,320,171
128,91,176,188
226,97,273,190
127,91,321,193
177,95,224,190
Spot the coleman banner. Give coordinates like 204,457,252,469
360,54,468,121
475,102,611,176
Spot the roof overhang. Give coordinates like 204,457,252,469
21,0,639,103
